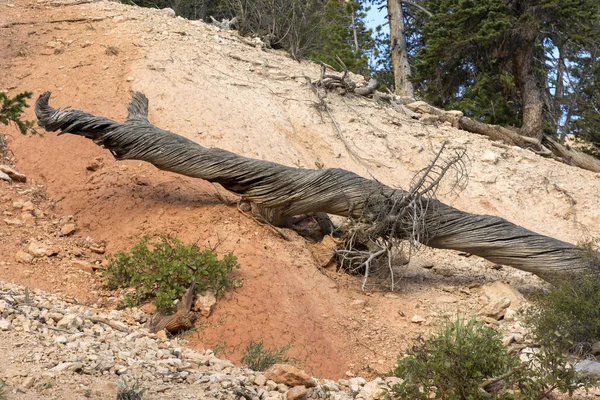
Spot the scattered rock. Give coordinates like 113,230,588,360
193,291,216,317
15,250,34,263
0,165,26,182
350,299,366,309
481,151,499,164
255,374,267,386
156,330,168,339
265,364,316,388
310,235,338,268
286,385,307,400
405,101,429,113
21,212,36,225
359,379,386,400
61,223,77,236
4,218,23,226
160,7,176,17
21,376,36,389
57,314,83,330
444,110,464,118
28,242,58,257
21,201,34,212
419,114,439,125
411,315,426,324
0,319,12,330
86,160,102,171
504,308,517,322
575,360,600,377
72,260,94,273
480,297,511,320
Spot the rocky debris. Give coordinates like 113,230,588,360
4,217,23,226
160,7,175,17
15,250,34,263
61,223,77,236
481,151,499,164
310,235,338,268
575,360,600,377
287,385,308,399
411,314,426,324
193,290,217,317
0,165,27,182
350,299,366,309
358,378,387,400
28,242,58,257
478,281,524,321
480,297,511,320
0,281,393,399
86,158,104,171
0,318,11,330
265,364,317,388
0,171,11,182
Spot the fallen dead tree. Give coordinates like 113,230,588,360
36,92,588,281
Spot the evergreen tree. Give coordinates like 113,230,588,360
411,0,600,140
308,0,375,76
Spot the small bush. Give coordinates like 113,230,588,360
104,235,239,313
392,317,583,399
524,242,600,354
116,380,145,400
241,340,296,371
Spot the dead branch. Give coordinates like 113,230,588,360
0,17,106,28
478,364,527,397
86,315,131,334
146,281,197,333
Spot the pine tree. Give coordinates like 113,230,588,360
308,0,375,76
410,0,600,141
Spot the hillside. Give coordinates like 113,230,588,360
1,0,600,396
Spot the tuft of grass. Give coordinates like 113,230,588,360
0,379,8,400
391,317,584,399
241,339,296,372
104,46,120,56
104,235,239,313
116,380,145,400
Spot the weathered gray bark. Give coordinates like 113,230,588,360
388,0,414,97
35,92,589,278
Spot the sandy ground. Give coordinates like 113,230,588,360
1,0,600,384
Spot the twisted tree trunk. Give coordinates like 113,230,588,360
35,92,588,278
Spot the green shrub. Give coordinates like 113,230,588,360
524,242,600,354
104,235,239,313
116,380,145,400
241,340,296,371
391,317,583,400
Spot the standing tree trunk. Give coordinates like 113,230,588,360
554,42,566,140
511,13,543,140
388,0,414,98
